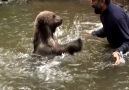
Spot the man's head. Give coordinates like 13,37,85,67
91,0,111,14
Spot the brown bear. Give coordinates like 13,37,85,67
33,11,82,57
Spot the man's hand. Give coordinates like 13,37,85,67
112,51,121,65
83,30,94,37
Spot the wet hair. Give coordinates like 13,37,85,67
33,11,82,57
105,0,111,5
98,0,111,5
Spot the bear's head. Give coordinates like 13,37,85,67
35,11,63,33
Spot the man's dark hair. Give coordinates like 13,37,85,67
105,0,111,5
98,0,111,5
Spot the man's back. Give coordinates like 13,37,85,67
101,3,129,48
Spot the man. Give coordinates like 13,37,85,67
86,0,129,65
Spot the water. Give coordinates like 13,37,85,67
0,0,129,90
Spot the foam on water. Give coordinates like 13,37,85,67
35,55,73,83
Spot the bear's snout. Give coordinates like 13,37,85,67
55,15,63,26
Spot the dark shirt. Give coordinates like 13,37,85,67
92,3,129,53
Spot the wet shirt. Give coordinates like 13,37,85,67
92,3,129,53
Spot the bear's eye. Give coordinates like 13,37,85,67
53,15,56,18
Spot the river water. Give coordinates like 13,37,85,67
0,0,129,90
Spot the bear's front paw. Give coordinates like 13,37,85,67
67,38,82,55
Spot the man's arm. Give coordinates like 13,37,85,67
91,27,106,38
115,18,129,54
85,27,106,37
113,18,129,65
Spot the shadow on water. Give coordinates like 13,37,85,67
0,0,129,90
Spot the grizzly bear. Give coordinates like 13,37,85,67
33,11,82,57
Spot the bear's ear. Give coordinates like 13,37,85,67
35,16,46,30
37,17,45,25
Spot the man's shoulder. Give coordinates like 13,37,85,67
108,3,126,20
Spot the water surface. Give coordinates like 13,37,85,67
0,0,129,90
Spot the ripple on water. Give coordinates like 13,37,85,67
36,56,73,82
0,47,75,89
